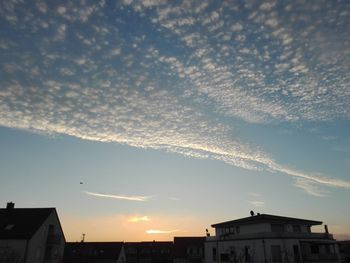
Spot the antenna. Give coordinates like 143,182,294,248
81,233,85,243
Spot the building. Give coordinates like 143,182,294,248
205,213,340,263
173,237,206,263
338,241,350,263
124,241,173,263
64,242,125,263
0,202,65,263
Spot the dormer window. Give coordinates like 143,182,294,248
4,224,15,230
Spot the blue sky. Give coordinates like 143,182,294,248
0,0,350,241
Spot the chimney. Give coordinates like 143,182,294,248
6,202,15,210
324,225,329,234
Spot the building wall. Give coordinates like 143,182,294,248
26,211,65,263
205,238,339,263
0,239,27,263
241,224,270,234
118,246,126,263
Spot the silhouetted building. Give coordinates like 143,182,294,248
205,213,340,263
64,242,125,263
0,202,65,263
173,237,206,263
124,241,173,263
338,241,350,263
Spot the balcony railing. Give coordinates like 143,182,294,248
207,232,334,241
302,253,338,261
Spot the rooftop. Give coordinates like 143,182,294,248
64,242,124,262
212,214,322,228
0,205,56,240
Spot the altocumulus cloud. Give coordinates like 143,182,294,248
1,0,350,195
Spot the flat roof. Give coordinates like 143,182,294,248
212,214,322,228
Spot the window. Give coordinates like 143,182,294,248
271,245,282,262
212,247,217,261
220,253,229,262
293,225,301,232
271,224,284,233
236,226,240,234
293,245,300,262
229,246,235,257
310,245,319,254
245,246,251,262
48,224,55,235
45,246,58,259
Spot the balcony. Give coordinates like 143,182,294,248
208,232,334,241
302,253,339,262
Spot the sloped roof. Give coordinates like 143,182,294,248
0,207,55,239
212,214,322,228
64,242,124,263
173,236,205,258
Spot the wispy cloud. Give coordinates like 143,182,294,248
248,201,265,208
249,192,262,198
128,216,150,222
294,178,328,197
84,191,153,202
146,229,179,234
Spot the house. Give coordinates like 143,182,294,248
0,202,65,263
124,241,173,263
63,242,125,263
205,213,340,263
173,237,206,263
338,241,350,263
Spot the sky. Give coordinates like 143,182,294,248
0,0,350,242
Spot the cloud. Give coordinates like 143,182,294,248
249,192,262,198
267,163,350,189
128,216,150,222
294,178,328,197
248,201,265,208
0,0,349,197
146,229,179,234
84,191,153,202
